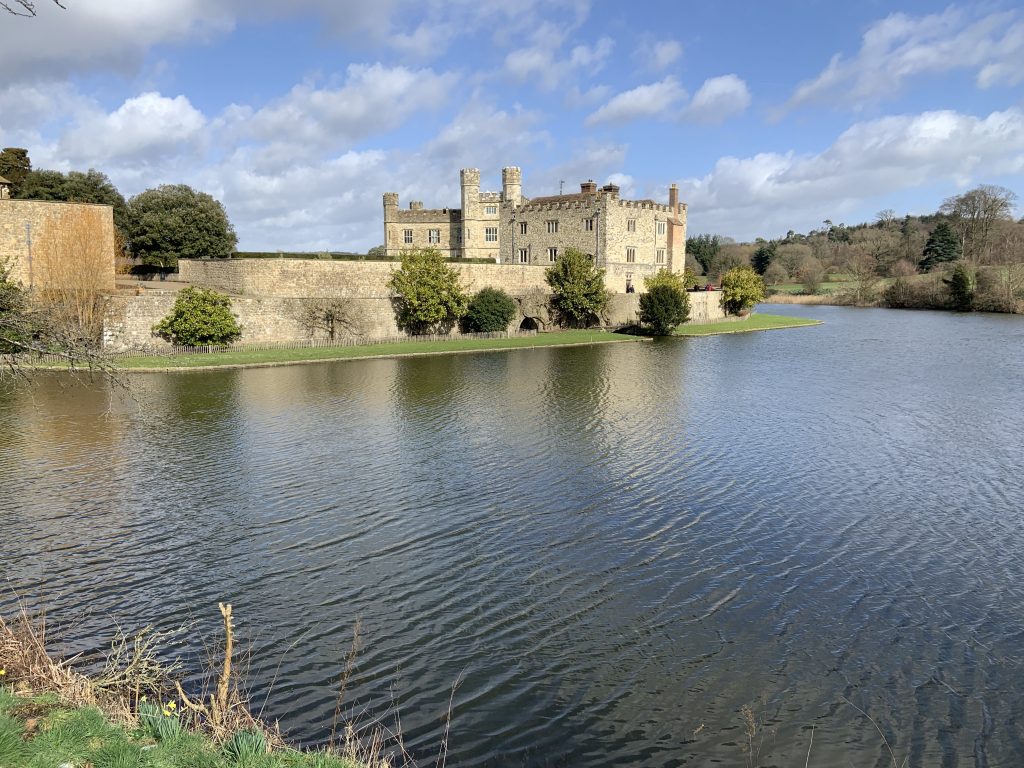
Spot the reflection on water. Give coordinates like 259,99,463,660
3,305,1024,767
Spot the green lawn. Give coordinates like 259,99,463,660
0,688,364,768
115,330,646,370
769,280,852,295
673,313,821,336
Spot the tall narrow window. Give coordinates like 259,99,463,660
657,221,666,236
485,205,497,215
656,248,665,264
627,219,636,233
485,226,498,242
585,218,594,232
403,229,413,244
428,229,440,244
519,221,528,235
547,247,558,262
546,220,559,234
518,248,529,264
626,247,636,263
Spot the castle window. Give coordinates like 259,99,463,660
547,247,558,262
519,221,527,235
518,248,529,264
428,229,440,244
585,218,594,232
627,219,636,233
485,205,497,215
657,221,666,236
626,247,636,263
403,229,413,244
656,248,665,264
546,220,558,234
485,226,498,242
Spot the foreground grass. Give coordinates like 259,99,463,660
0,687,361,768
674,313,821,336
114,330,646,370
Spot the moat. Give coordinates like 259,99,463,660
3,305,1024,767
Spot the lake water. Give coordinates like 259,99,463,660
3,305,1024,767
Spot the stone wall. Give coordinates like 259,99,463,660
104,282,726,351
0,199,116,290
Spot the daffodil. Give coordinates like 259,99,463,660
0,668,7,676
167,701,176,710
162,709,171,717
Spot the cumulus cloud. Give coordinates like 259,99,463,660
232,64,458,154
683,75,751,124
585,77,686,125
787,6,1024,110
681,108,1024,240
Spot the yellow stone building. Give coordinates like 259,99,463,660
383,167,687,293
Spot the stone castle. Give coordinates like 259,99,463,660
384,167,687,292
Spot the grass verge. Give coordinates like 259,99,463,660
673,313,821,336
112,330,647,371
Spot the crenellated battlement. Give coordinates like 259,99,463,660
391,208,462,223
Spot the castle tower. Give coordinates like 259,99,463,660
502,167,522,206
460,168,484,259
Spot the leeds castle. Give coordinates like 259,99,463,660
383,167,688,291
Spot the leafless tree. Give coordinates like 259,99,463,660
939,184,1019,264
1,0,65,15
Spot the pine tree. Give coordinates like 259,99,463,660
919,221,961,271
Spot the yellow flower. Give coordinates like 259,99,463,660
162,709,171,717
167,701,176,710
0,668,6,676
140,695,147,702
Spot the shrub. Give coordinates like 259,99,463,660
387,248,468,334
720,265,767,315
153,287,242,346
797,256,826,294
946,262,975,311
463,287,516,333
763,262,789,287
545,248,610,328
639,283,690,335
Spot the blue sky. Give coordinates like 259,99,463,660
1,0,1022,250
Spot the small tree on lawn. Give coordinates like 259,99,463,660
720,265,766,315
463,287,516,333
545,247,610,328
388,248,468,334
639,284,689,335
128,185,237,270
153,287,242,346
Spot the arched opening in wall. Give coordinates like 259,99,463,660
519,317,539,331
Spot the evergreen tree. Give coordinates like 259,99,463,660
945,263,975,311
0,148,31,195
751,240,777,275
919,221,961,271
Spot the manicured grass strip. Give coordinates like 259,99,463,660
673,313,821,336
114,330,647,370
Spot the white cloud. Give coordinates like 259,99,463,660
58,93,207,167
683,75,751,124
504,23,613,91
640,39,683,71
788,7,1024,110
585,77,686,125
234,64,458,154
681,108,1024,240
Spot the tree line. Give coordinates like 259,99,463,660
685,184,1023,313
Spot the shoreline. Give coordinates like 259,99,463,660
673,313,822,337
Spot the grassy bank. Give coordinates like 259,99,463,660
0,605,388,768
0,689,363,768
113,330,646,371
673,313,821,336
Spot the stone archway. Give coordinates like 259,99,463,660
519,316,539,331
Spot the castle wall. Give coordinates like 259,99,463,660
0,199,116,291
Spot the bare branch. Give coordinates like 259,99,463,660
1,0,65,16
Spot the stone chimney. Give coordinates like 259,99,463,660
601,183,620,199
409,201,424,210
669,183,678,212
580,180,597,195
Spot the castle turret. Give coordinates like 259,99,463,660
502,167,522,206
